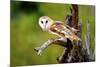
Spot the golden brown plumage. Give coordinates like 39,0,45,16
49,22,81,41
34,16,81,56
39,16,81,41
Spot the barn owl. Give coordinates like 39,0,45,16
34,16,81,56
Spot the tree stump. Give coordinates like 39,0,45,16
57,4,94,63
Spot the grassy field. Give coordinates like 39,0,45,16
10,1,95,66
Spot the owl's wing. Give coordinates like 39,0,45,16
49,23,72,37
65,25,79,34
49,22,81,41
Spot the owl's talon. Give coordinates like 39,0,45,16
34,47,40,52
34,47,42,56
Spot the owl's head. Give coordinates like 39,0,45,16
39,16,54,31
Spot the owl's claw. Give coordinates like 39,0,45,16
57,56,62,61
34,47,42,56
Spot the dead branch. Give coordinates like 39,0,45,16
85,20,90,55
85,20,95,61
57,4,94,63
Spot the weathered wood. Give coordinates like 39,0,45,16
65,14,72,27
85,20,90,55
77,22,82,46
57,4,92,63
66,4,78,29
57,38,73,63
85,20,95,61
58,4,80,63
71,4,78,30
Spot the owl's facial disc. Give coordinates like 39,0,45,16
39,16,53,31
41,19,48,31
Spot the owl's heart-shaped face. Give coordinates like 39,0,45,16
39,16,53,31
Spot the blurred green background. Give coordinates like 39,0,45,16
10,1,95,66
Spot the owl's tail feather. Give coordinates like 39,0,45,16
66,34,81,41
72,34,81,41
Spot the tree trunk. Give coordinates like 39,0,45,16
57,4,94,63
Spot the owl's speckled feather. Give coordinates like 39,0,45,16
39,16,81,41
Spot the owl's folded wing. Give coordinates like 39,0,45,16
65,25,79,34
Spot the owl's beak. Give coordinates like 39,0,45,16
42,24,48,31
42,28,48,31
42,27,47,32
42,29,46,31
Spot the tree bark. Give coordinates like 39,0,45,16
57,4,93,63
71,4,78,30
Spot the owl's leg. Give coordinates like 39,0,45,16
34,38,55,56
34,37,68,56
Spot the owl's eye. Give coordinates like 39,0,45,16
46,20,48,23
41,21,43,24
